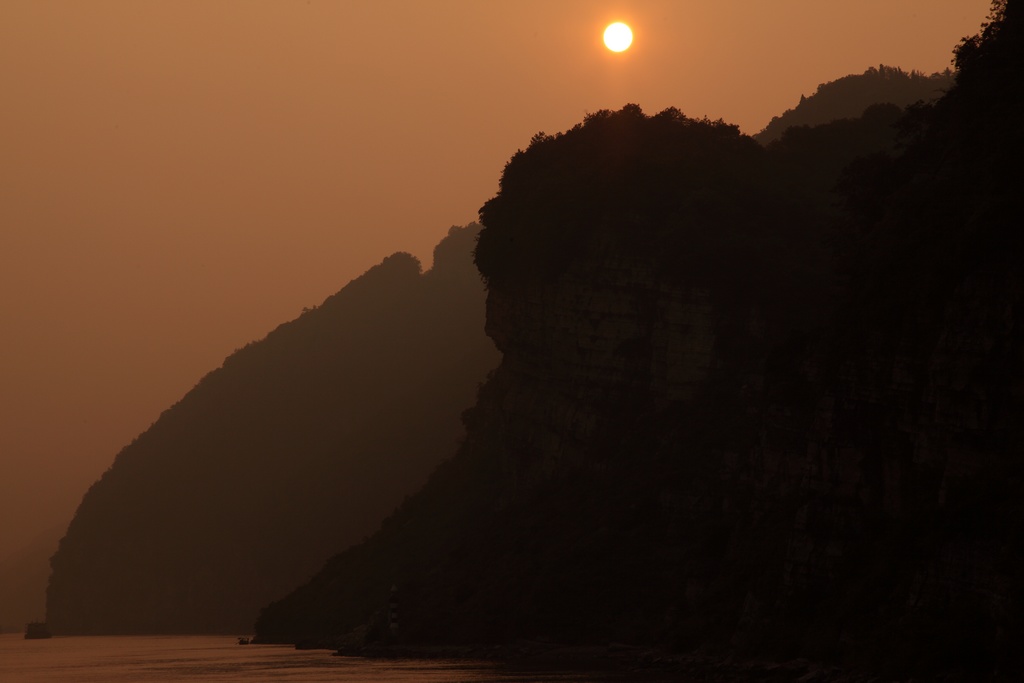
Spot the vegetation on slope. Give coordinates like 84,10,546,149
755,65,953,145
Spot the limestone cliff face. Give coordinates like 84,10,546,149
463,229,1024,670
482,256,716,488
775,269,1024,620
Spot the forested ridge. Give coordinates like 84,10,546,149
755,64,954,145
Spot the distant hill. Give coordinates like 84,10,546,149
755,65,953,144
46,224,499,634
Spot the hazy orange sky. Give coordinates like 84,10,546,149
0,1,992,564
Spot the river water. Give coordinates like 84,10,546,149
0,634,681,682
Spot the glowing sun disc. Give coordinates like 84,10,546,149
603,22,633,52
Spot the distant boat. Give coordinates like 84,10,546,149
24,622,52,639
237,636,251,645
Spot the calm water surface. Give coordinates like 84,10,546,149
0,634,680,682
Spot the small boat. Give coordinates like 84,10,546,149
24,622,52,639
237,636,251,645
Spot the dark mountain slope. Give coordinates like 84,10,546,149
255,3,1024,678
755,65,953,145
46,224,499,634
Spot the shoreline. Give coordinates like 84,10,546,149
319,641,887,682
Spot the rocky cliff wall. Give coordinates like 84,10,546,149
482,255,717,489
460,230,1024,671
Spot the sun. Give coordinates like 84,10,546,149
603,22,633,52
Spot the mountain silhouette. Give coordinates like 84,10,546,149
46,224,499,634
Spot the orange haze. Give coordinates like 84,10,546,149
0,1,992,573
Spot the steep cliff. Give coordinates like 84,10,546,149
255,111,831,647
257,4,1024,677
46,224,499,634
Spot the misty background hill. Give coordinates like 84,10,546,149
44,224,499,634
256,4,1024,678
754,65,953,144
